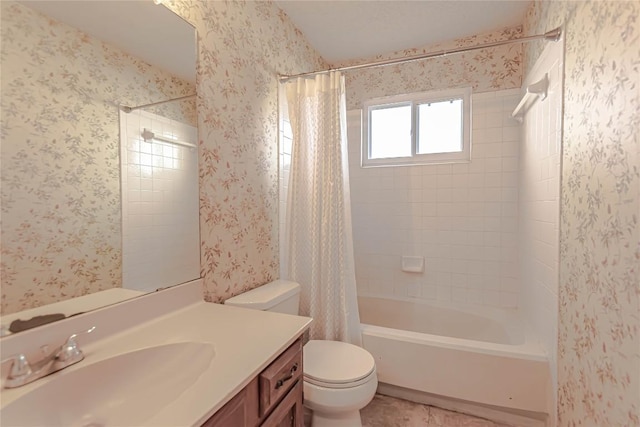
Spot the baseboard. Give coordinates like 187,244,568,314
377,382,548,427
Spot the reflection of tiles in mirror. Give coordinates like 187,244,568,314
120,109,200,293
360,395,516,427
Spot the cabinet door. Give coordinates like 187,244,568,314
201,378,259,427
260,380,303,427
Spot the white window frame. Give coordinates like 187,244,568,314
362,87,472,167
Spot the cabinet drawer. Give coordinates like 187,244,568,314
260,380,303,427
259,339,302,417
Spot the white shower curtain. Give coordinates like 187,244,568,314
284,72,361,345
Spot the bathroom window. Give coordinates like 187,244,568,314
362,87,471,167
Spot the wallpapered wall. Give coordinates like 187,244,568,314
2,0,325,313
342,26,523,109
164,1,325,303
524,1,639,425
0,1,196,315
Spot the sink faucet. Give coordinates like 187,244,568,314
1,326,95,389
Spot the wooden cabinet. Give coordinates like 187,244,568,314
202,338,304,427
201,378,259,427
259,338,302,418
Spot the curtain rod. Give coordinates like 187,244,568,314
120,94,196,113
279,27,562,82
141,128,196,149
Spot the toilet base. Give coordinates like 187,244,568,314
303,368,377,427
309,409,362,427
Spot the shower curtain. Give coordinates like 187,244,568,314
284,72,361,345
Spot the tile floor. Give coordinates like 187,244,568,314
360,394,515,427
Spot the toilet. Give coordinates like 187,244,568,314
225,280,377,427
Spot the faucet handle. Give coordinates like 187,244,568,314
56,326,96,364
1,354,32,380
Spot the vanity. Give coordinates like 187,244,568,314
0,280,312,426
204,338,303,426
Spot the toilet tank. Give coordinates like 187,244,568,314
224,280,301,315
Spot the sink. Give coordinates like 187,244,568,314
1,342,215,427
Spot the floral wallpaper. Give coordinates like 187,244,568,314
524,1,639,425
163,1,326,303
1,1,196,315
2,0,326,316
342,26,523,109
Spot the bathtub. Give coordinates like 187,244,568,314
358,295,550,414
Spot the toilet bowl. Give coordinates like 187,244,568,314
225,280,378,427
303,340,378,426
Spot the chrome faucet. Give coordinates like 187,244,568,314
1,326,95,389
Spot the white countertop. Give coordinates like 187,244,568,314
0,280,312,426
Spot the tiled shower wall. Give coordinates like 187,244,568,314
518,38,563,417
120,110,200,292
349,89,522,308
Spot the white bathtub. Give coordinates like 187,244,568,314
358,295,550,414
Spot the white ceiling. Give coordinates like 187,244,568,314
20,1,196,83
275,1,532,64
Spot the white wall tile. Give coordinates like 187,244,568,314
518,40,562,411
121,110,199,293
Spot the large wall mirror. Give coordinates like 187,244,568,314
1,1,199,334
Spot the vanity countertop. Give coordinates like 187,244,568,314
0,280,312,426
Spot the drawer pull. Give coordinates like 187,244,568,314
275,363,298,389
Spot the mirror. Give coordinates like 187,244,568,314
1,0,198,333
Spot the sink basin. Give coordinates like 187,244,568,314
1,342,215,427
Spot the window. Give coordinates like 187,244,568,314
362,88,471,167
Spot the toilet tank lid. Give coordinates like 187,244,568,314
225,280,300,310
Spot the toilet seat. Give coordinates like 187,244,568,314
303,340,376,389
304,367,377,389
